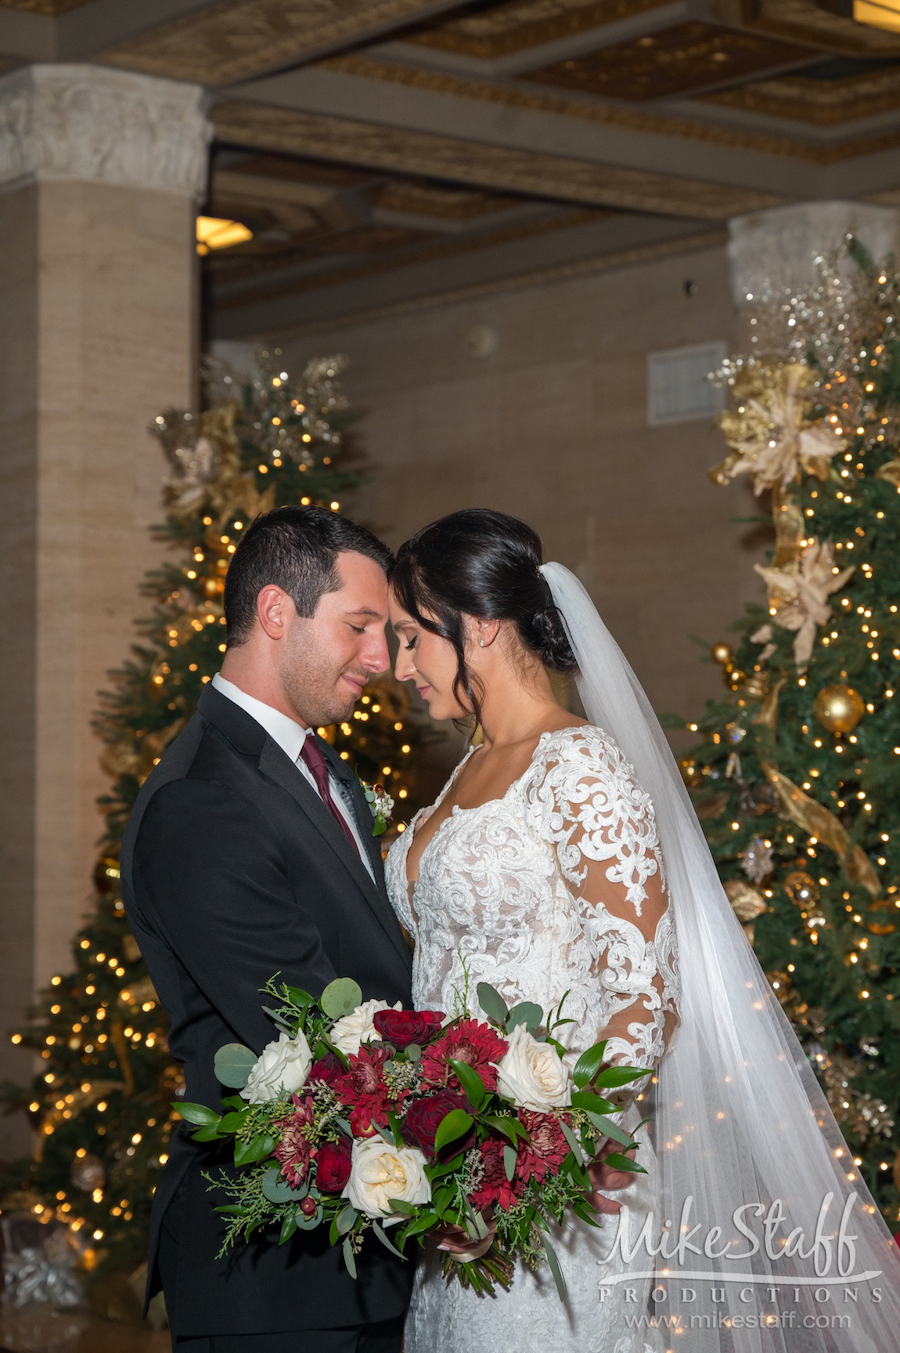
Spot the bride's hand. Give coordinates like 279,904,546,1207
432,1208,497,1261
586,1140,636,1215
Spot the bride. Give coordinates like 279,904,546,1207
383,509,900,1353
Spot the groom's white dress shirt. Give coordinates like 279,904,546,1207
211,673,376,883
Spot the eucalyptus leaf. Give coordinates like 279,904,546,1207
372,1221,407,1260
214,1042,258,1089
506,1001,542,1033
560,1120,586,1166
337,1206,359,1235
320,978,363,1019
503,1142,518,1184
543,1236,568,1303
405,1043,421,1063
343,1236,358,1279
262,1166,302,1204
295,1204,324,1230
476,982,508,1026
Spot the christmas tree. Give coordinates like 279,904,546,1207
675,240,900,1228
1,350,423,1298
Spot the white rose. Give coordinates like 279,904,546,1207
495,1023,571,1112
331,999,401,1056
342,1137,431,1219
241,1029,312,1104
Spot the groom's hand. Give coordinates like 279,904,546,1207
586,1140,636,1215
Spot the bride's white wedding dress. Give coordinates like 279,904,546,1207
385,725,681,1353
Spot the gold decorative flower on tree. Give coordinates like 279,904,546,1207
754,538,854,666
710,361,845,494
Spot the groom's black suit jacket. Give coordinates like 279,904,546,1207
120,685,414,1337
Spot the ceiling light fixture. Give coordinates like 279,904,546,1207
854,0,900,32
196,216,253,255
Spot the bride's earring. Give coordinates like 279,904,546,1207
479,638,485,647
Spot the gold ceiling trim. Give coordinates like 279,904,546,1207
212,99,783,218
95,0,462,86
729,0,900,56
218,206,600,308
0,0,90,12
247,228,729,337
322,53,900,163
373,181,517,219
409,0,669,59
324,53,811,159
704,67,900,126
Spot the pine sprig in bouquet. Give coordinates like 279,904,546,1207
176,975,651,1298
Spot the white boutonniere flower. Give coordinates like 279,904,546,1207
359,778,394,837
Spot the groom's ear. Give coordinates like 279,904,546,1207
256,584,293,641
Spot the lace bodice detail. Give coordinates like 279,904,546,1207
386,725,680,1096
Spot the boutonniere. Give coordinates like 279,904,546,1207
360,779,394,837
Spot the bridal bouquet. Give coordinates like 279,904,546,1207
176,975,651,1297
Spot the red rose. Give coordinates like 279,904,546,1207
471,1138,521,1213
317,1137,353,1192
514,1110,569,1185
421,1019,508,1093
309,1053,345,1089
402,1090,470,1160
373,1009,445,1048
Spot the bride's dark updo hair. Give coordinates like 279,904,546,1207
390,509,577,716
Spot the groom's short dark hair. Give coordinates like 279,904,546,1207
224,506,392,647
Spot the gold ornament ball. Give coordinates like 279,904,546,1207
784,870,820,910
813,684,864,735
741,671,769,702
711,642,734,667
71,1152,106,1192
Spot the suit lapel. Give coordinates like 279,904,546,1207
258,739,409,966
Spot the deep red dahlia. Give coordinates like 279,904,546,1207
514,1110,569,1185
342,1044,391,1101
275,1094,317,1188
421,1019,508,1092
471,1138,521,1213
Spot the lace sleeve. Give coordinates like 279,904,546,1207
530,730,680,1114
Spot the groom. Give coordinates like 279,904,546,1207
121,506,414,1352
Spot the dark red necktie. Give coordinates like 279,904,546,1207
299,736,360,856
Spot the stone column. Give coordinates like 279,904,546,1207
0,65,210,1149
727,200,900,308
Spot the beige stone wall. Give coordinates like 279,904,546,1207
278,243,762,762
0,177,198,1146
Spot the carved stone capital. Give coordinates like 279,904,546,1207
728,201,900,306
0,64,211,196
